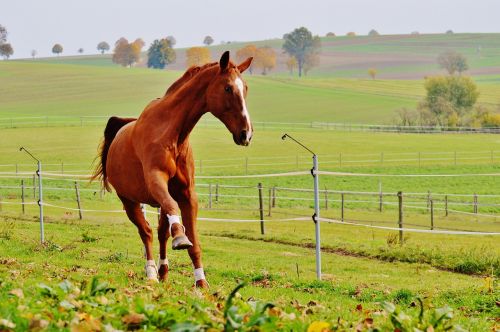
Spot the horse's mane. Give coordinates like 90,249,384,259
164,62,219,96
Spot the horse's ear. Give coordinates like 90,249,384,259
219,51,230,71
237,57,253,73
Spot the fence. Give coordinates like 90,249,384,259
1,115,500,133
1,171,499,242
1,149,499,177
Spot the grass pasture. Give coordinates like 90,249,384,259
1,125,499,330
1,38,500,330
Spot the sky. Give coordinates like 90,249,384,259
1,0,499,58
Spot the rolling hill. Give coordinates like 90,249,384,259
31,33,500,79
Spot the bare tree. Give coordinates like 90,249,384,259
437,50,468,75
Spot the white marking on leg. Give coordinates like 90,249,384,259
167,214,184,235
234,77,252,138
145,259,158,281
158,258,169,266
194,267,206,281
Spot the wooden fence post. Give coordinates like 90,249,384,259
258,183,265,234
32,174,36,199
215,183,219,203
324,187,328,210
61,162,64,174
21,180,25,214
341,192,345,222
272,187,276,208
268,188,272,217
379,180,383,212
75,181,83,220
245,157,248,175
445,195,448,217
473,194,478,214
208,184,212,209
430,199,434,230
427,191,432,212
398,191,404,245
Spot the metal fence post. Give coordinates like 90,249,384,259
38,161,44,243
398,191,403,245
215,183,219,203
312,155,321,280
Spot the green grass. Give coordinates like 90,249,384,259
1,61,500,126
0,215,497,331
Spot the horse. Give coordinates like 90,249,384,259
91,51,253,287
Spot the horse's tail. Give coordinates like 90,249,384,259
91,116,136,192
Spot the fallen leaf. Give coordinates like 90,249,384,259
122,313,145,326
307,321,330,332
356,304,363,312
9,288,24,299
0,319,16,329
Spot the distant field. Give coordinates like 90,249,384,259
1,61,499,125
30,33,500,79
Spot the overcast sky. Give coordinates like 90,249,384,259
2,0,499,58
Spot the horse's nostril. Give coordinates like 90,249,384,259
239,130,247,143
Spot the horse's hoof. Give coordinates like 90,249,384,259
147,277,159,284
195,279,210,289
172,235,193,250
158,265,169,281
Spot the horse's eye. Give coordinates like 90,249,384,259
224,86,232,93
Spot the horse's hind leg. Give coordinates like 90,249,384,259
119,196,158,282
157,209,170,281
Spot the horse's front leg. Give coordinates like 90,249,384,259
178,189,209,288
145,169,192,250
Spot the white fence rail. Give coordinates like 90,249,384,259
2,116,500,133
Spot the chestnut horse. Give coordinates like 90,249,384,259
92,51,253,287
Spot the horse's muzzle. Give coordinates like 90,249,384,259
238,130,252,146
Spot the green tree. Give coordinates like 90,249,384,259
147,38,176,69
368,29,379,36
282,27,321,77
52,44,63,56
0,43,13,59
203,36,214,46
78,48,84,54
421,76,479,125
437,51,468,75
97,41,110,54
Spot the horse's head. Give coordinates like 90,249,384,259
206,51,254,146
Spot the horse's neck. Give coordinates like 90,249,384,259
139,69,214,146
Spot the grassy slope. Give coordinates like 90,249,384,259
31,33,500,79
0,61,499,125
